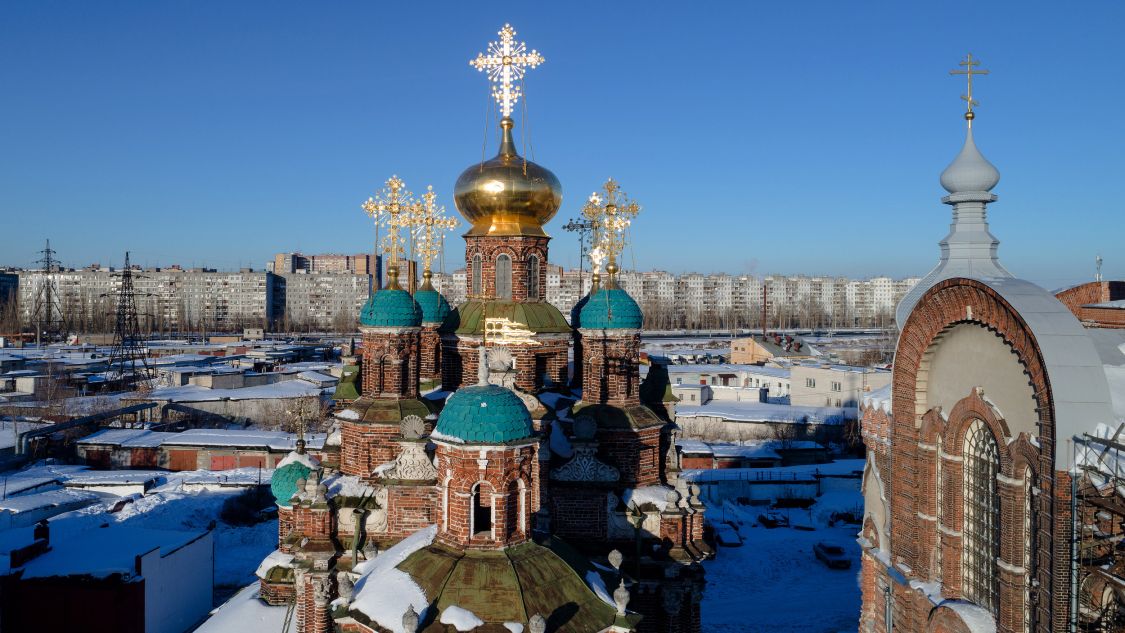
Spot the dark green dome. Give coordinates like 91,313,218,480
432,384,533,444
414,288,451,325
359,288,422,328
271,461,312,504
578,286,643,329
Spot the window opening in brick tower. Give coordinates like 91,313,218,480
472,254,482,296
472,482,492,537
496,254,512,299
962,419,1000,613
527,255,540,300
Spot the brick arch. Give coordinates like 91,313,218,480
920,408,947,445
1008,434,1040,480
942,389,1014,476
926,602,994,633
891,278,1056,580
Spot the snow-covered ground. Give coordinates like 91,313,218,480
701,469,863,632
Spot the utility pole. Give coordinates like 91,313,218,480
102,252,154,390
31,240,65,347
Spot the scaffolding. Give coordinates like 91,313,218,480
1074,424,1125,632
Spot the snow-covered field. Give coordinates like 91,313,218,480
701,476,862,632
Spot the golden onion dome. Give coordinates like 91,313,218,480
453,117,562,237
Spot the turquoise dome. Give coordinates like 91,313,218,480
578,286,643,329
414,288,451,325
570,292,591,328
271,461,312,504
433,384,533,444
359,288,423,328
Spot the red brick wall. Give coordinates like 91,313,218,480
360,328,420,399
441,337,569,392
387,485,439,537
435,441,537,549
549,486,609,541
339,422,399,478
1054,281,1125,328
464,235,549,302
581,332,642,406
599,426,662,486
420,326,442,381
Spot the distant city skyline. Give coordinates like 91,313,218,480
2,2,1123,289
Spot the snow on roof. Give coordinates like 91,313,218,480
76,428,177,448
622,485,674,512
666,363,791,378
675,400,854,424
138,379,325,402
65,470,163,486
161,429,327,451
676,438,711,454
440,605,485,631
1086,299,1125,309
195,583,292,633
676,439,823,459
0,420,53,450
0,488,100,514
351,524,438,633
276,450,320,470
297,370,338,385
862,383,893,413
254,549,295,580
324,473,374,499
20,525,207,579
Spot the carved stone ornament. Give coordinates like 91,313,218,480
613,579,630,616
312,575,332,605
528,614,547,633
383,442,439,481
366,487,389,533
608,549,623,570
551,443,619,482
400,414,426,440
403,606,420,633
336,571,355,602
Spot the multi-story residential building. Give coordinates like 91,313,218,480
275,273,373,331
271,252,378,276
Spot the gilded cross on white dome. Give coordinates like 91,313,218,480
469,24,545,118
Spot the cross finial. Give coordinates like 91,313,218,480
469,24,545,118
580,179,641,282
362,175,416,267
949,53,989,126
408,185,459,281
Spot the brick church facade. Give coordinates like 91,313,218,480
858,97,1125,632
247,24,710,633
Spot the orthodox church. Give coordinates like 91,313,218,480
252,24,710,633
858,57,1125,633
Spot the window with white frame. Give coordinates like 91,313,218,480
962,419,1000,613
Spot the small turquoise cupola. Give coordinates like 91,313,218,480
432,384,534,444
270,441,319,504
570,270,600,329
359,267,423,328
578,276,643,330
414,270,451,325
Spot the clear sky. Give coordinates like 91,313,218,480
1,1,1122,288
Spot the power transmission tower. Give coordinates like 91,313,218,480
31,239,67,346
103,252,153,390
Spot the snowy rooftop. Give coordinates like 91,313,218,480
77,428,177,448
195,583,290,632
675,400,854,424
677,439,823,459
666,363,791,378
135,380,325,402
162,429,327,451
19,525,207,579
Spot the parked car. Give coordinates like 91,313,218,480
758,511,789,528
813,542,851,569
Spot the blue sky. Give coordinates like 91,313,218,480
1,1,1123,288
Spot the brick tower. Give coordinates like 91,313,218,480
440,116,571,393
579,265,643,406
414,270,451,384
430,380,539,549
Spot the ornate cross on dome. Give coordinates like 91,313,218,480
581,179,641,278
409,185,459,278
470,24,545,118
362,175,415,266
949,53,989,125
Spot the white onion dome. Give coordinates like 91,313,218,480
940,128,1000,194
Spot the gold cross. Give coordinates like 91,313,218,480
409,185,459,275
581,179,641,276
362,175,414,265
949,53,989,124
470,24,545,118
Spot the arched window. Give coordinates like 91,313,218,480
471,483,492,538
496,254,512,300
527,255,540,300
471,254,482,297
962,419,1000,613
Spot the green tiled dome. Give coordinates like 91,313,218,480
570,293,591,328
433,384,533,444
271,461,312,504
359,288,422,328
578,286,643,329
414,288,451,325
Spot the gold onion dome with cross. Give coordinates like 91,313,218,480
454,24,561,238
